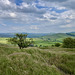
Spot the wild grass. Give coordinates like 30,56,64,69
0,44,75,75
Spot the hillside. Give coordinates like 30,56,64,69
41,33,75,43
0,32,75,38
0,33,51,38
0,44,75,75
0,32,75,46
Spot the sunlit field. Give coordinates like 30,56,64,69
0,38,8,44
0,38,60,46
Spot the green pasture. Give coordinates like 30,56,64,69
33,38,63,46
0,37,63,46
0,38,8,44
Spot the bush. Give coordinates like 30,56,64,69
39,46,49,49
55,43,61,47
63,37,75,48
51,45,55,47
8,33,34,49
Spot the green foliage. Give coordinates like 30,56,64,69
55,43,61,47
39,46,50,49
63,37,75,48
51,45,55,47
8,33,33,49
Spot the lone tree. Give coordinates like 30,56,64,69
8,33,34,49
63,37,75,48
55,43,61,47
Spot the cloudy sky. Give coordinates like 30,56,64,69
0,0,75,33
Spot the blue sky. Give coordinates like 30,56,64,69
0,0,75,33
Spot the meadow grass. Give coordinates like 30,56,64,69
0,43,75,75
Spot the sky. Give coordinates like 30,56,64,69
0,0,75,33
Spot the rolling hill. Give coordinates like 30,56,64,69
0,32,75,38
40,32,75,43
0,33,52,38
0,32,75,46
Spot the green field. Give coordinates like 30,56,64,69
0,38,62,47
0,38,8,44
0,43,75,75
0,32,75,47
33,38,56,46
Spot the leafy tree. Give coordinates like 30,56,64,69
63,37,75,48
55,43,61,47
8,33,34,49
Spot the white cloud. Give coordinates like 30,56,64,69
0,0,11,5
9,13,16,18
56,7,66,10
60,24,73,28
30,25,39,30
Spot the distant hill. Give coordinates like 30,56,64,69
0,32,75,39
0,33,14,37
41,33,75,39
0,33,52,38
66,32,75,36
40,32,75,43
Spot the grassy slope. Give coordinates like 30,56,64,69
34,33,75,46
0,44,75,75
37,33,75,46
41,33,75,41
42,33,75,38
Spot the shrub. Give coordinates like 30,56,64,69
8,33,34,49
55,43,61,47
51,45,55,47
63,37,75,48
39,46,49,49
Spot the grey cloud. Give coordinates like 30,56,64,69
9,0,36,4
0,0,46,14
40,0,75,10
23,0,36,3
50,17,57,20
42,0,68,3
62,0,75,10
16,6,46,14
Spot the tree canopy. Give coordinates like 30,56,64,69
63,37,75,48
8,33,34,49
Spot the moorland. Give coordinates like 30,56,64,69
0,32,75,75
